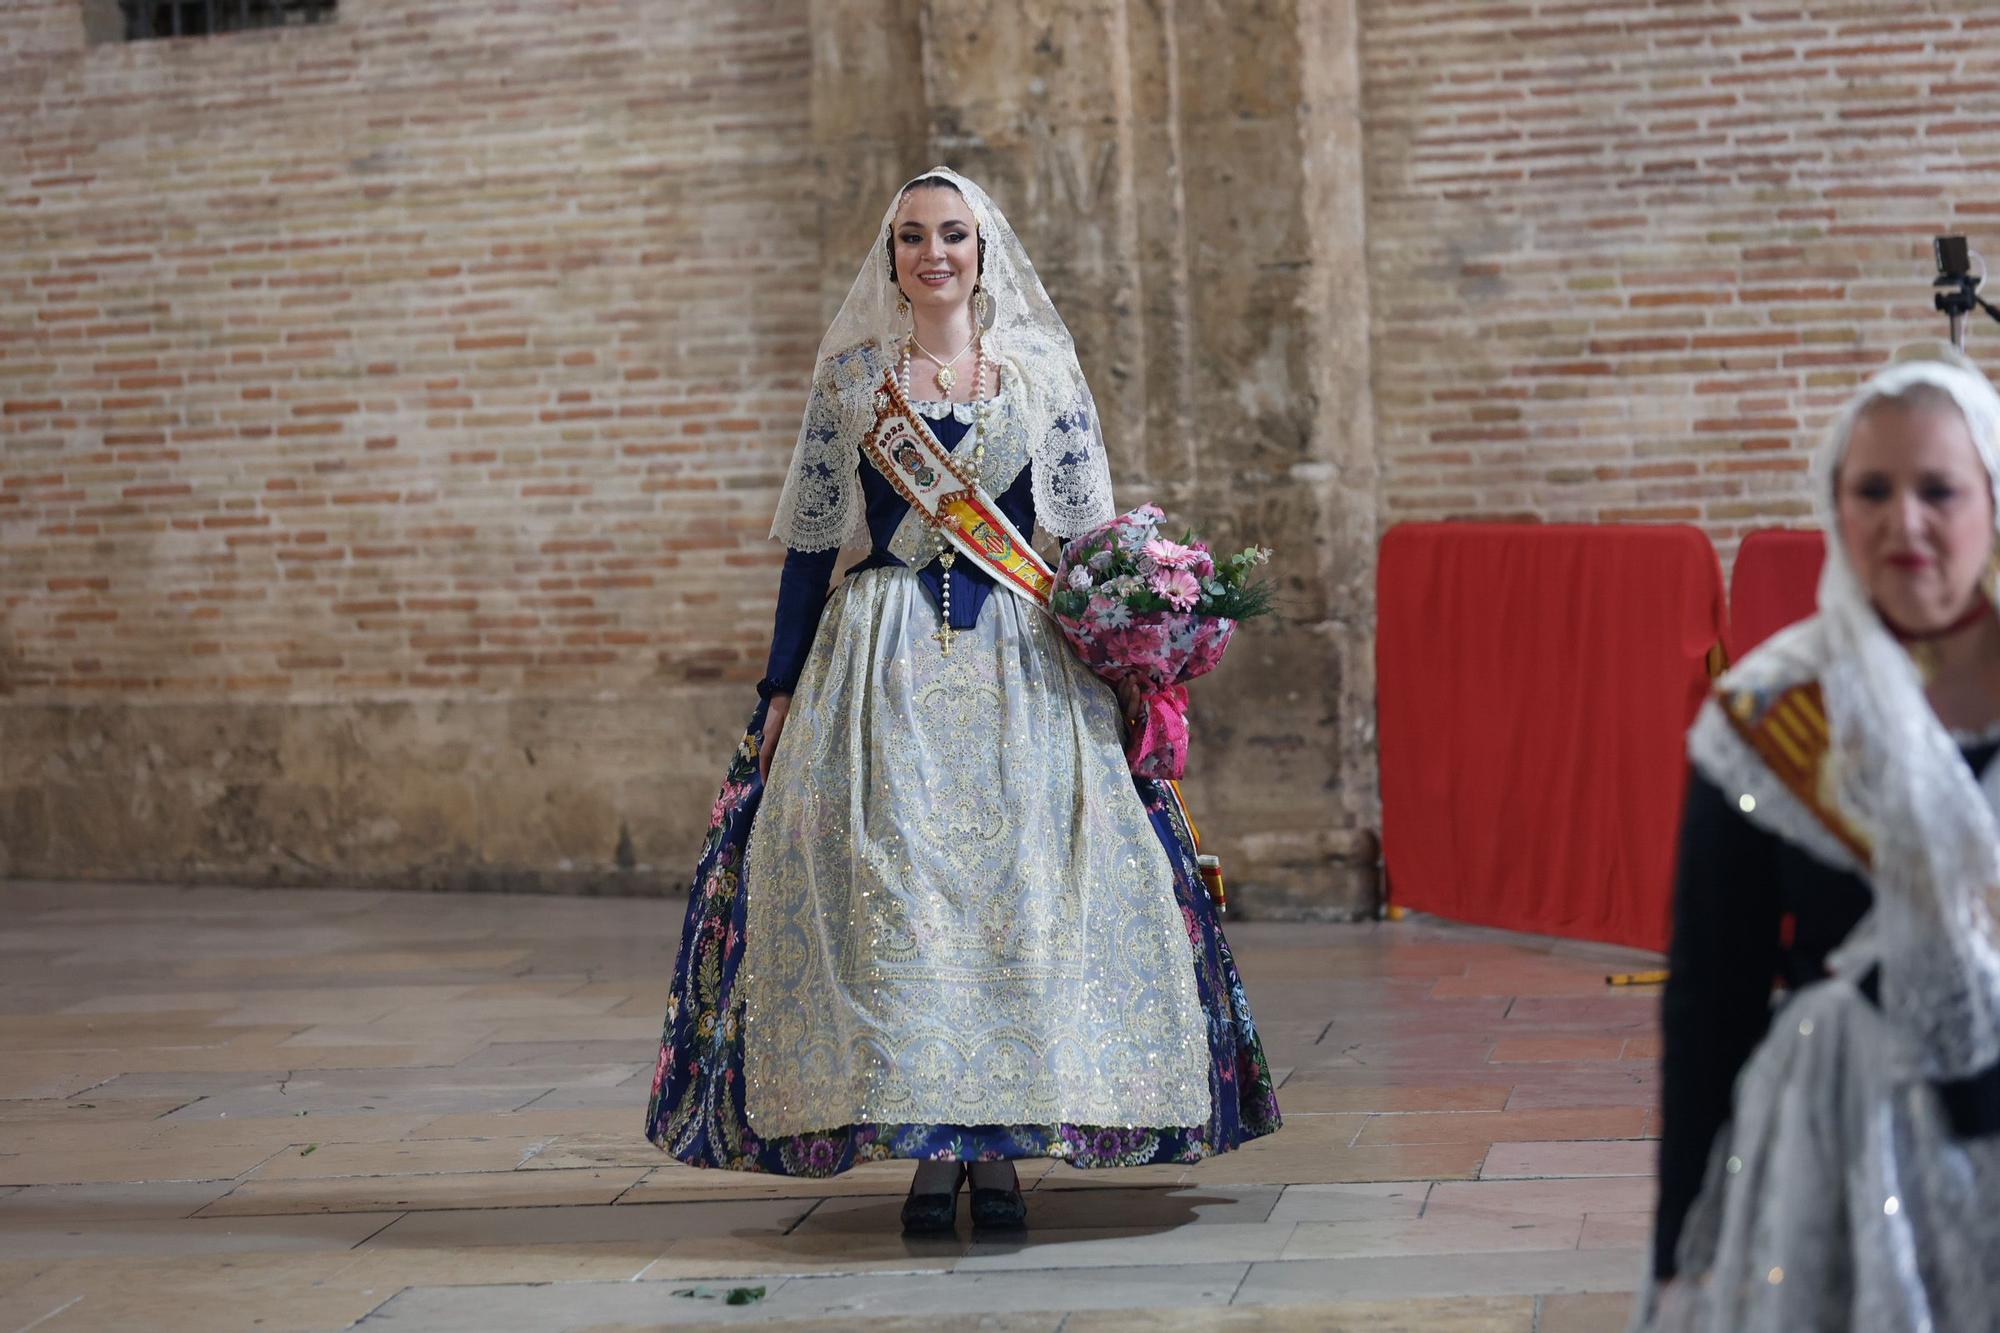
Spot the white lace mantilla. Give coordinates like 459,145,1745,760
767,167,1116,552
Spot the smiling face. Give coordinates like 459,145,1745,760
1835,392,1997,633
889,183,979,318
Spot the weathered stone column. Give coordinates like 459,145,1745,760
810,0,929,324
809,0,1381,916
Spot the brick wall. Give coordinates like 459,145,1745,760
14,0,2000,895
1364,1,2000,562
1,0,815,888
3,0,811,698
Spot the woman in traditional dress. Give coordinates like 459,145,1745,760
644,167,1279,1233
1641,349,2000,1329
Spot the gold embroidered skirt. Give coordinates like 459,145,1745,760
739,566,1212,1136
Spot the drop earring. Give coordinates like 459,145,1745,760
973,285,991,324
897,291,911,319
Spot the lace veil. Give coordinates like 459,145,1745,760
1689,350,2000,1081
768,167,1116,551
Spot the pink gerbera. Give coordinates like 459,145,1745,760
1144,538,1199,570
1149,566,1201,611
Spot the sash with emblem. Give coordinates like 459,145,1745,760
858,369,1056,626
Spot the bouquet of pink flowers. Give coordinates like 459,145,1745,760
1050,505,1272,779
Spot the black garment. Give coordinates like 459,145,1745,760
1652,739,2000,1280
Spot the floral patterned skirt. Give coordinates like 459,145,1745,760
643,695,1282,1175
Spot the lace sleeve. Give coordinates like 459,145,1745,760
1030,376,1117,541
768,357,869,552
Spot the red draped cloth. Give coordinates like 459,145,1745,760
1376,524,1727,952
1728,528,1825,660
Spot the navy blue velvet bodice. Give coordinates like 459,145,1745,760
759,411,1038,698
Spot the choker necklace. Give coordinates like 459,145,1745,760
1879,600,1993,643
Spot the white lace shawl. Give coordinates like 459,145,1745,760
1690,355,2000,1081
767,167,1116,552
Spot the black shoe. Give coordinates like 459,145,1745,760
968,1166,1027,1231
900,1163,965,1235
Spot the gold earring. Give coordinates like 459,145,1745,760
973,285,990,323
897,291,910,318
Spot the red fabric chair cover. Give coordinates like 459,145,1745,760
1728,529,1825,661
1377,524,1727,952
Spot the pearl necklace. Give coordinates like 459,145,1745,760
898,337,995,654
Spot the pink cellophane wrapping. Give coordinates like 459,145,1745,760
1051,510,1239,780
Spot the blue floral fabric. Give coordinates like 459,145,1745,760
643,698,1282,1174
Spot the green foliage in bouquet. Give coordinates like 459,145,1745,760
1049,512,1274,624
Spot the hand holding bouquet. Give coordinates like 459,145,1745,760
1050,505,1272,779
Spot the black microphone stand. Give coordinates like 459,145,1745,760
1935,270,2000,350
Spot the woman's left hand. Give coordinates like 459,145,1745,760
1115,675,1147,736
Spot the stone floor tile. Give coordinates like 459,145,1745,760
456,1037,653,1067
985,1184,1281,1230
1578,1210,1651,1250
0,883,1676,1330
704,1317,1059,1332
1498,997,1658,1028
408,1107,636,1139
244,1133,553,1179
1234,1249,1642,1304
510,1079,652,1111
1426,1177,1655,1219
515,1131,662,1170
464,1018,658,1044
1187,1139,1488,1186
0,1052,127,1100
177,948,530,980
1263,1181,1429,1224
0,1141,283,1186
1280,1208,1582,1260
196,1165,648,1215
1070,1296,1538,1331
354,1277,796,1329
749,1261,1251,1317
0,1096,187,1125
372,1197,813,1248
1353,1107,1648,1146
1487,1038,1626,1063
953,1221,1297,1271
0,1010,235,1051
58,990,263,1016
277,1020,496,1049
1500,1067,1656,1110
1480,1140,1654,1180
1431,974,1612,1000
330,1241,663,1287
0,1209,403,1259
0,1254,389,1333
1268,1080,1512,1114
642,1229,974,1281
0,1179,239,1221
1537,1290,1641,1332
